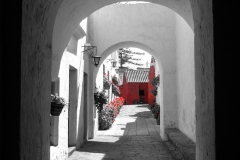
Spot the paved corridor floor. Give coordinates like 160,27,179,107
68,104,175,160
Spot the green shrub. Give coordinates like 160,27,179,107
94,90,108,112
98,97,125,130
112,83,120,96
98,108,113,130
151,103,160,119
112,75,118,86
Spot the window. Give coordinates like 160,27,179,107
139,90,144,96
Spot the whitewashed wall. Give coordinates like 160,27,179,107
88,3,178,139
175,13,196,142
50,27,88,159
20,0,214,159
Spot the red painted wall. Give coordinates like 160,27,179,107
120,73,150,105
148,65,156,105
119,76,128,104
127,83,139,104
139,83,149,104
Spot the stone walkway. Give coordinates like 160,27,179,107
68,104,175,160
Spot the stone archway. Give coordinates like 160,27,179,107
51,0,194,81
94,41,166,138
89,2,195,142
20,0,214,159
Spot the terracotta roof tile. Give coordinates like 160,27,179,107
125,70,149,83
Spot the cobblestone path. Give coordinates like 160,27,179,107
68,104,175,160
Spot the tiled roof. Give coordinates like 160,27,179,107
125,69,149,83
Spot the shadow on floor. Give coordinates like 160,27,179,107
69,105,173,160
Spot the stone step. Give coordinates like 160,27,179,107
68,146,76,157
165,128,196,160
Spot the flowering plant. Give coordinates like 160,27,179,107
151,75,160,87
98,107,113,130
94,90,108,112
157,114,160,125
150,102,156,110
151,102,160,119
151,88,158,96
112,75,118,86
103,76,111,90
99,97,124,130
112,83,120,96
105,97,124,121
51,93,67,106
151,75,159,96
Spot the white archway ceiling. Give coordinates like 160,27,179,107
52,0,193,80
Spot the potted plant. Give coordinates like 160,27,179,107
151,75,160,87
151,103,160,119
151,88,158,96
154,105,160,119
112,84,120,96
94,90,108,112
51,93,67,116
157,113,160,125
112,75,118,86
103,76,111,90
153,104,160,125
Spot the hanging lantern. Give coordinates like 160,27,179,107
92,56,101,67
112,61,117,68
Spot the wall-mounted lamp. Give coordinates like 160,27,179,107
92,56,101,67
111,61,117,68
82,45,101,67
106,58,117,68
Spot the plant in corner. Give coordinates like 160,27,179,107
98,97,125,130
151,88,158,96
51,93,68,116
94,90,108,112
157,113,160,125
98,107,113,130
103,76,111,90
112,83,120,96
152,103,160,125
151,74,160,87
151,75,159,96
112,75,119,86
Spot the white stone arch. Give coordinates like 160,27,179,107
19,0,215,158
51,0,193,81
93,41,166,138
51,4,196,142
51,0,215,155
17,0,215,159
88,2,188,141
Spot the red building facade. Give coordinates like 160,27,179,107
119,69,150,105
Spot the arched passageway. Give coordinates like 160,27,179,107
90,3,195,142
51,0,194,81
16,0,214,160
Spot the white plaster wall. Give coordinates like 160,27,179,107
51,0,193,81
50,31,88,158
88,3,178,130
21,0,214,159
88,3,179,137
75,37,85,149
50,50,69,160
96,64,104,91
67,36,78,55
175,13,196,142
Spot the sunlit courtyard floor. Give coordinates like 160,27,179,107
68,104,175,160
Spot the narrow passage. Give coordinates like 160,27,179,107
69,104,175,160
